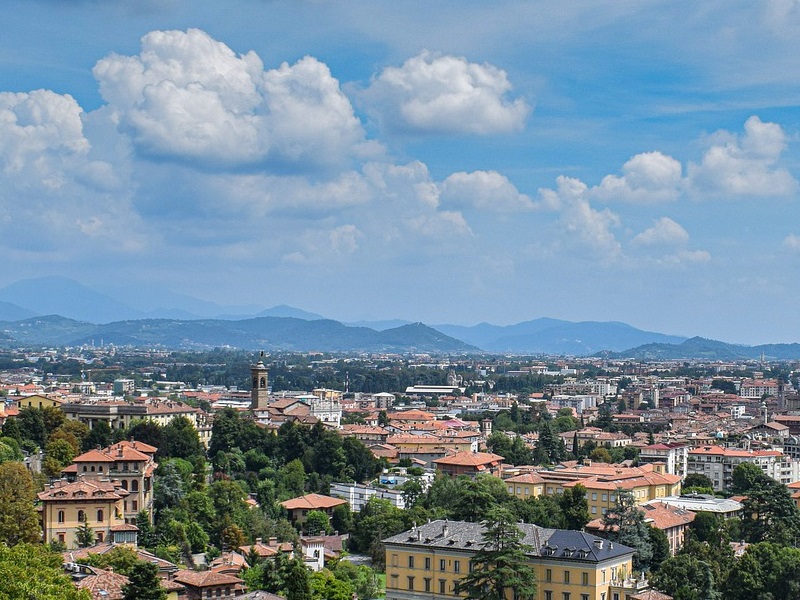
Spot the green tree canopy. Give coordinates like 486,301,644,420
0,461,41,545
0,544,90,600
122,561,168,600
454,507,538,600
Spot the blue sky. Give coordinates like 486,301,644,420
2,1,800,344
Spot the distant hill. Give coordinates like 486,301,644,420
0,276,141,323
0,316,477,353
345,319,412,331
435,319,686,355
0,301,36,322
255,305,325,320
604,336,800,361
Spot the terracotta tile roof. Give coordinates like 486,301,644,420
280,493,347,511
505,472,546,485
77,568,129,600
38,479,126,502
433,451,504,467
173,569,243,588
72,449,117,463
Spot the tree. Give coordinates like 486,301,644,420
730,462,768,494
285,557,313,600
83,420,112,452
80,545,140,576
601,489,653,572
122,561,168,600
305,510,331,536
454,507,538,600
650,554,721,600
558,484,589,530
689,511,723,544
0,461,40,544
76,516,95,548
739,477,800,545
682,473,714,492
0,543,90,600
648,525,670,572
722,542,800,600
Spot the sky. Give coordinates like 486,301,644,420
2,1,800,344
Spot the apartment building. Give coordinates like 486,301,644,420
687,445,798,491
384,520,650,600
505,464,681,518
638,443,688,479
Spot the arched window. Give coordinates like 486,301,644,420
57,510,65,523
77,509,85,523
97,509,104,522
260,377,266,388
131,479,139,492
121,480,128,491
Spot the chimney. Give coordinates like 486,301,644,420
593,539,603,550
269,537,277,547
256,538,262,545
442,521,449,537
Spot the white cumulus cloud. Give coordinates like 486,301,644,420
593,151,683,203
93,28,370,170
439,170,537,212
632,217,690,246
784,234,800,250
687,116,797,197
362,51,530,135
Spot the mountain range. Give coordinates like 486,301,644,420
0,276,799,357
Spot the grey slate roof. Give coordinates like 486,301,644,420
383,519,634,563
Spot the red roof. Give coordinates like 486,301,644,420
280,493,347,511
433,451,504,467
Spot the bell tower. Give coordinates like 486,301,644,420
250,353,269,411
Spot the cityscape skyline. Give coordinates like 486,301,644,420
3,2,800,344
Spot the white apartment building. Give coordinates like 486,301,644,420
328,482,405,512
639,443,688,479
687,445,800,491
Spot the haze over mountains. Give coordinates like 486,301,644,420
0,276,797,358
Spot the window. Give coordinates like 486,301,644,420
391,554,398,567
206,591,212,599
581,595,589,600
563,594,571,600
544,592,553,600
58,533,65,544
77,510,85,523
57,510,65,523
545,569,552,582
582,572,589,586
440,559,446,571
424,578,431,592
97,532,104,543
97,509,104,522
439,580,446,594
132,500,138,511
407,576,414,591
564,571,570,584
591,493,597,500
424,557,431,570
408,556,415,569
121,480,128,491
454,560,460,573
131,480,139,492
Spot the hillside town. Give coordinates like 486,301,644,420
2,348,800,599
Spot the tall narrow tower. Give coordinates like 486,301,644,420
251,354,269,411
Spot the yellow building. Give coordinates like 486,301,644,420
38,478,132,548
64,440,158,524
16,393,64,410
505,465,681,519
384,520,650,600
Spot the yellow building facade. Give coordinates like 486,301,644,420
38,479,130,548
384,520,649,600
505,465,681,519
